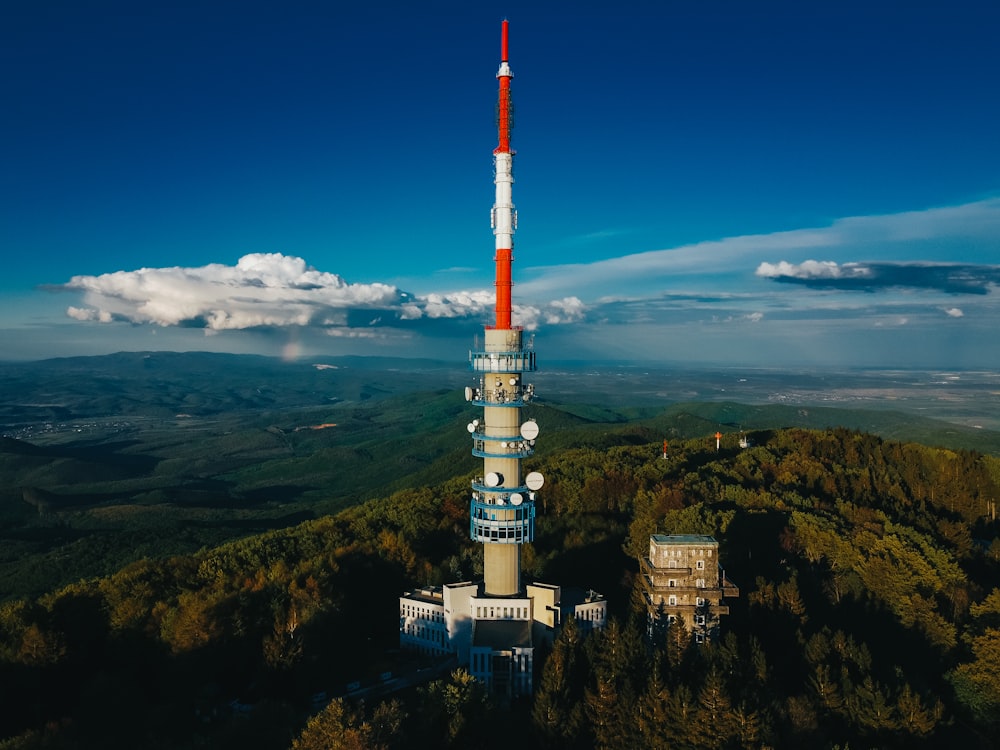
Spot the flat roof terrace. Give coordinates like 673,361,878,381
651,534,717,545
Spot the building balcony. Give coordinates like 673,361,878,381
646,600,731,617
641,558,699,576
721,576,740,598
646,567,694,580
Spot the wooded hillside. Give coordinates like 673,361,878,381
1,426,998,748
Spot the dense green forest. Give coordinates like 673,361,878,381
1,422,999,749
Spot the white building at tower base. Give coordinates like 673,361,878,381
400,581,606,696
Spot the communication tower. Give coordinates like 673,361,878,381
399,21,606,697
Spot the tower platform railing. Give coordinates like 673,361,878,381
470,498,535,544
469,349,537,373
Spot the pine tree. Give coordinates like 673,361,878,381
532,617,586,748
635,656,674,750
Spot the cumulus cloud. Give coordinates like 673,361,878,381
943,307,964,317
63,253,403,329
61,252,585,334
755,260,1000,294
66,306,114,323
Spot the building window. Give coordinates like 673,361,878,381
668,595,677,606
695,632,705,644
668,579,676,588
696,560,705,570
696,579,706,588
696,597,704,606
695,615,706,625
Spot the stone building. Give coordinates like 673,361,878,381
639,533,739,642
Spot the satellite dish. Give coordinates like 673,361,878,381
464,386,473,401
525,471,544,490
467,423,476,433
485,472,503,487
509,377,517,386
510,493,523,505
520,421,540,440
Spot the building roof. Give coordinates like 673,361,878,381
472,619,532,650
651,534,718,545
559,586,606,608
400,586,444,604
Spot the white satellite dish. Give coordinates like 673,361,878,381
525,471,544,490
509,377,517,385
464,386,473,401
467,423,476,433
485,472,503,487
510,493,523,505
520,421,540,440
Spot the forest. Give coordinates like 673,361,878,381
1,421,999,748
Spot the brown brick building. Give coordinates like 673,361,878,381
640,534,739,642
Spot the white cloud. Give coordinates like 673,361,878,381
64,253,401,329
66,306,110,322
755,260,872,280
420,290,493,319
61,252,585,333
944,307,964,317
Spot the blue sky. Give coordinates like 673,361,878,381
2,0,999,368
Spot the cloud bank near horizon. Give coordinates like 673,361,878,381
57,198,999,344
62,252,586,334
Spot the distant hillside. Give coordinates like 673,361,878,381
1,351,999,601
0,351,465,423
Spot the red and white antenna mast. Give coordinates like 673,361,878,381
492,19,515,330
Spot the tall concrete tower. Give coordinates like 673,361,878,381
399,21,606,697
466,18,541,597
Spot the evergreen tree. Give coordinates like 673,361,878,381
532,617,586,748
635,655,673,750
